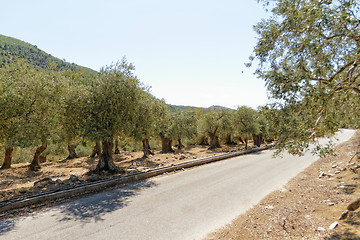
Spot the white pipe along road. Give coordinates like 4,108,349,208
0,129,355,240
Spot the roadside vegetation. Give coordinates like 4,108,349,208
0,43,274,172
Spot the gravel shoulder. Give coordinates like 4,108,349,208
206,130,360,240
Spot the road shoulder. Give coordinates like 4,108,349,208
206,130,360,240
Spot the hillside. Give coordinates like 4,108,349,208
169,104,232,112
0,34,96,75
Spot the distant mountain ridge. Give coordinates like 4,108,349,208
0,34,96,75
169,104,232,112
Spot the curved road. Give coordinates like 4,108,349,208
0,129,355,240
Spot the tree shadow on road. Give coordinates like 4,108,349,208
56,180,157,223
0,180,157,235
0,219,17,235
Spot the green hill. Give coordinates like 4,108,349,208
0,34,97,75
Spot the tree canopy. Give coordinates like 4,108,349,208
251,0,360,155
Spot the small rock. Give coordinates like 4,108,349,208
328,202,335,206
329,221,338,230
126,169,137,174
339,210,349,220
332,165,337,168
19,188,27,194
347,198,360,211
319,172,326,178
264,205,274,210
69,174,78,182
334,170,341,174
33,177,52,187
317,227,326,231
87,174,100,182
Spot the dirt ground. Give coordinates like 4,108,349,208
206,131,360,240
0,143,250,203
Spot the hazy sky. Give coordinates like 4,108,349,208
2,0,270,109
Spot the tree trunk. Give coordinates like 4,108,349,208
29,143,47,171
225,134,236,145
142,139,154,158
90,141,101,158
245,137,248,149
94,140,118,173
177,138,185,150
208,132,220,149
66,144,78,160
1,147,13,170
114,139,120,154
199,136,208,146
253,134,263,147
161,135,174,153
238,137,245,144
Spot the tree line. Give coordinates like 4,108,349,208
0,58,274,173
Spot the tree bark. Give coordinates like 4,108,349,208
199,136,208,146
225,134,236,145
114,139,120,154
90,141,101,158
245,137,248,149
253,134,263,147
161,135,174,153
29,143,47,171
94,140,118,173
177,138,184,150
142,139,154,158
66,144,78,160
238,137,245,144
1,147,13,170
208,131,220,149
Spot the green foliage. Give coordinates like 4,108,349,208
131,91,160,141
83,58,142,142
169,109,198,142
0,34,96,75
233,106,260,140
251,0,360,155
0,60,65,148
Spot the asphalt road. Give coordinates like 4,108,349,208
0,129,355,240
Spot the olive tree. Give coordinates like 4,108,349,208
0,60,65,170
233,106,260,149
168,109,198,149
154,100,175,153
83,58,142,173
131,91,159,157
198,110,224,149
250,0,360,155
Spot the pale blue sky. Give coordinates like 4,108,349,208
2,0,269,109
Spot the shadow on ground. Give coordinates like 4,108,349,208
56,180,157,223
0,180,157,235
0,218,17,235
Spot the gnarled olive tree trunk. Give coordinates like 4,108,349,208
177,138,185,150
253,134,264,147
94,140,118,173
160,135,174,153
225,134,236,145
199,136,208,146
29,143,47,171
1,147,13,170
114,139,120,154
142,139,154,158
208,131,220,149
90,141,101,158
66,144,78,160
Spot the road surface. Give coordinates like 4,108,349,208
0,129,355,240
